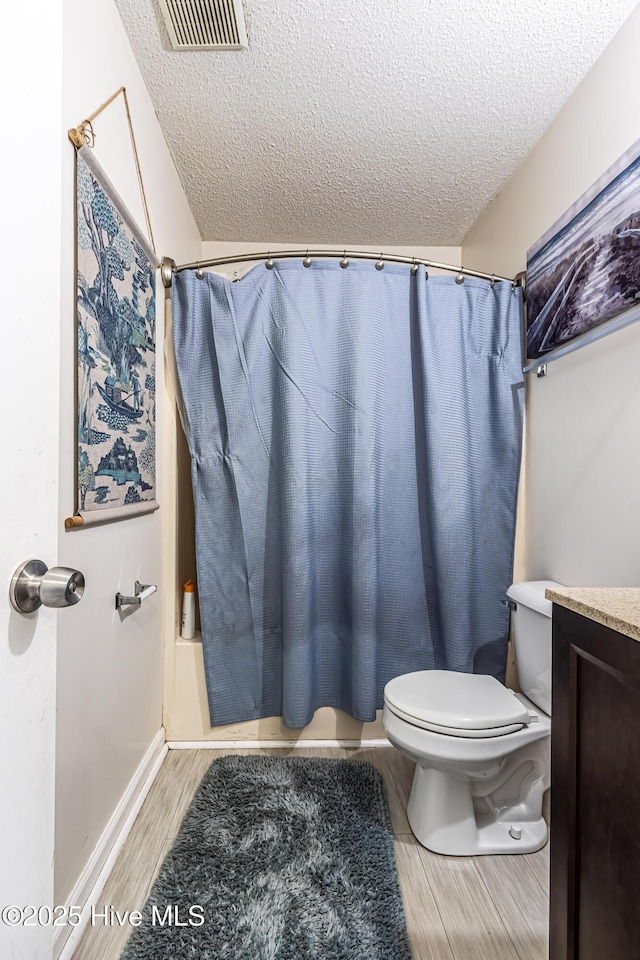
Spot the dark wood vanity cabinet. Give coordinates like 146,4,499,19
550,605,640,960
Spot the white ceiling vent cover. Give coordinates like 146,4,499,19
158,0,248,50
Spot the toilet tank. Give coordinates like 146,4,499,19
506,580,563,716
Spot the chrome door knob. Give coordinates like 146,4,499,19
10,560,85,613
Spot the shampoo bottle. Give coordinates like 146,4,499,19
181,579,196,640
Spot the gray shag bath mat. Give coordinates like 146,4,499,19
120,755,411,960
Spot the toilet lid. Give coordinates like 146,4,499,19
384,671,531,732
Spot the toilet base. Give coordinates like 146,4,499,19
407,763,548,856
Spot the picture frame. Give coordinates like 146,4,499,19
526,137,640,363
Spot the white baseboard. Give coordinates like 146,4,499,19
55,728,167,960
167,738,390,749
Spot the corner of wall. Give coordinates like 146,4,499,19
461,4,640,588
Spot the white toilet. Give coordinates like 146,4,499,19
383,580,560,856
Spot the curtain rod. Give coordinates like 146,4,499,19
160,252,525,291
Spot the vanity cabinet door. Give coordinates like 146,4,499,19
550,605,640,960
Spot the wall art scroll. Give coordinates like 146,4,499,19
74,145,159,525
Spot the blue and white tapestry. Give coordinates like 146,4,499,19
75,147,159,521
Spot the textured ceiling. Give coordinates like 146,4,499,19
115,0,638,244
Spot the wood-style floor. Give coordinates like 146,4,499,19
72,747,549,960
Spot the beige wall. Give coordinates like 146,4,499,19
55,0,200,909
166,243,462,741
463,6,640,588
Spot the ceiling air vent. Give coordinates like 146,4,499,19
158,0,248,50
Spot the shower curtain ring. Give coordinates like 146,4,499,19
490,274,496,286
410,257,419,275
340,250,349,268
266,253,275,269
303,250,312,267
196,262,204,279
455,269,465,284
375,253,384,271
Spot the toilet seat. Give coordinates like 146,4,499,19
384,671,531,739
384,703,526,738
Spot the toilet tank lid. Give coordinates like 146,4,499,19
507,580,564,618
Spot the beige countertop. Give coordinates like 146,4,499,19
545,587,640,643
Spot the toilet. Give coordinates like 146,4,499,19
383,580,560,856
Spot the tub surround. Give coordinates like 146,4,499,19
167,635,387,742
545,587,640,643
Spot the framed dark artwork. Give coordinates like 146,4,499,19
526,137,640,361
75,146,160,525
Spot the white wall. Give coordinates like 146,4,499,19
167,242,462,741
0,3,63,956
463,5,640,588
55,0,200,908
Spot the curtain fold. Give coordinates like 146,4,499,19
173,261,523,729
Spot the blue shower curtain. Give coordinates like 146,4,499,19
172,261,523,729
